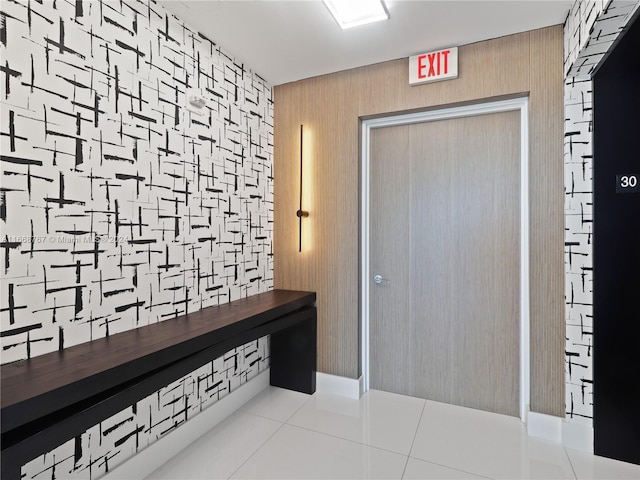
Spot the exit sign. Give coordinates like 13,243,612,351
409,47,458,86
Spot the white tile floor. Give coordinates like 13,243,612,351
147,387,640,480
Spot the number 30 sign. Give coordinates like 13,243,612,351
616,174,640,193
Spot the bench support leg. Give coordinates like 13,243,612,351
270,307,317,394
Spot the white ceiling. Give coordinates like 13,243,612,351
159,0,571,86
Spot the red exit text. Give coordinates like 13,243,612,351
409,47,458,86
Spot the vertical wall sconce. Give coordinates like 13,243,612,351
296,124,309,252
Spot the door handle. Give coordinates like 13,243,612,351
373,274,391,285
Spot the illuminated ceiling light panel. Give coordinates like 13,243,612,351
323,0,389,30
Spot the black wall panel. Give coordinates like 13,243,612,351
593,14,640,465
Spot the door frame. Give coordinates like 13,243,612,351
360,97,530,420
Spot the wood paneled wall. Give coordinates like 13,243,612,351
274,26,564,416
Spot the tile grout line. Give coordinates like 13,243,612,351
229,417,494,480
281,391,495,478
409,458,494,480
284,422,411,457
402,400,493,480
400,398,427,479
283,391,314,424
226,389,313,479
283,390,429,459
563,447,579,480
237,390,313,424
225,416,288,480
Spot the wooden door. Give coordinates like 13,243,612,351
369,110,521,416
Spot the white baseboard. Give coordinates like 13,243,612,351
527,411,562,443
102,369,271,480
316,372,362,399
526,411,593,453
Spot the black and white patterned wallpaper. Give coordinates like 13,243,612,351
564,0,640,422
564,0,609,77
0,0,274,365
564,0,640,79
564,74,595,422
21,336,269,479
1,0,273,477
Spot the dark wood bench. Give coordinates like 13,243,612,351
1,289,316,479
